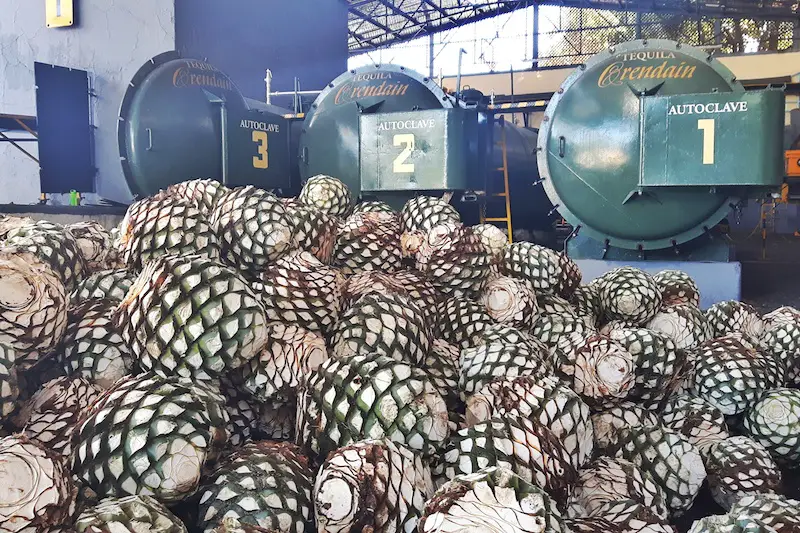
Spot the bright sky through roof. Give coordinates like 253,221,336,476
348,6,564,77
348,5,763,77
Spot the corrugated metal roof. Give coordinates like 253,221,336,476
346,0,800,53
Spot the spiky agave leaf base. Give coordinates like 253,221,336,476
313,439,434,532
419,467,568,533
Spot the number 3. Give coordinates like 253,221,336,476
252,131,269,169
697,119,715,165
393,134,415,173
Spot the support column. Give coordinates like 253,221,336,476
532,2,539,67
429,32,435,78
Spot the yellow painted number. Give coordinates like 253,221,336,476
697,118,715,165
252,130,269,169
393,134,415,173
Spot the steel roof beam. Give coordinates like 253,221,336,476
350,5,405,39
350,0,530,52
348,0,800,53
376,0,426,29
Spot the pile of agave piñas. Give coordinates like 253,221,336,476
0,175,798,533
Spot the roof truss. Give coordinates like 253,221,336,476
346,0,800,53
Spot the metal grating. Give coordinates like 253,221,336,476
346,1,800,53
537,9,799,66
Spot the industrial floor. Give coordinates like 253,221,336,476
737,232,800,313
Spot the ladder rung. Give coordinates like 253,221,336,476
493,193,507,197
484,217,510,222
495,167,506,172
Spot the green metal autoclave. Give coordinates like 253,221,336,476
538,39,785,260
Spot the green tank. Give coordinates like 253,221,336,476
299,64,554,230
118,52,291,198
538,40,784,258
298,64,455,198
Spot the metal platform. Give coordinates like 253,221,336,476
0,113,38,164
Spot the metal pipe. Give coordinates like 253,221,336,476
268,90,322,97
265,69,273,104
218,102,229,185
0,130,38,163
429,33,434,79
532,3,539,62
455,48,467,99
294,77,303,114
13,118,37,138
510,65,515,125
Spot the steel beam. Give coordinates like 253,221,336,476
0,131,38,164
376,0,423,29
350,6,404,39
348,0,800,53
350,0,530,53
13,118,37,138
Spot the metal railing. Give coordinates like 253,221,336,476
265,70,323,114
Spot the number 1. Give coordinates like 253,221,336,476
252,131,269,169
697,119,715,165
393,134,415,173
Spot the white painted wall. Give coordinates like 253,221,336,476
0,0,175,204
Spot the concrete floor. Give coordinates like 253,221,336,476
737,232,800,313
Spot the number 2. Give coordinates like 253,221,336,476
393,134,415,173
252,131,269,169
697,119,715,165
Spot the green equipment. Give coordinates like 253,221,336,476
538,39,785,261
118,52,291,198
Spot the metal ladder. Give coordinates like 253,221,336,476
480,116,513,243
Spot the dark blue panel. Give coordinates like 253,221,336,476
174,0,348,103
34,62,95,193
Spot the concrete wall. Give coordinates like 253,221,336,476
0,0,176,205
175,0,348,104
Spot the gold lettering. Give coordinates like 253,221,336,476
597,57,698,87
597,62,623,87
334,84,351,105
331,80,412,105
621,67,633,81
172,66,232,90
650,61,667,78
